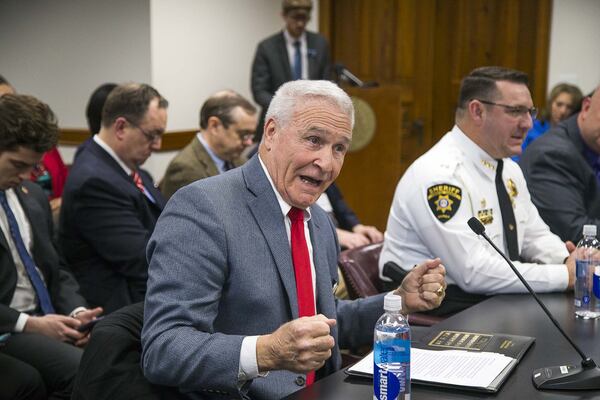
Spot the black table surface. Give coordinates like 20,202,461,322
284,293,600,400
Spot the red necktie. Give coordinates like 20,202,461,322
288,207,316,385
131,171,145,193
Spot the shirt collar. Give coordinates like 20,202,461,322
450,124,501,180
258,155,312,221
197,132,227,173
283,29,306,47
93,134,132,176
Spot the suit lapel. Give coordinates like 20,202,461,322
192,137,220,177
243,157,299,318
0,186,37,251
308,213,336,319
13,184,45,266
88,140,132,182
277,32,293,82
139,171,165,211
89,140,163,211
306,32,318,80
0,209,8,250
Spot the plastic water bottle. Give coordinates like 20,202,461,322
574,225,600,319
374,293,410,400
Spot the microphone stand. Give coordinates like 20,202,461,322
334,64,378,88
467,217,600,390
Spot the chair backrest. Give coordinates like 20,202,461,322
72,302,186,400
338,242,444,327
338,242,385,299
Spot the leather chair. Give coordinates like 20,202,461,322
338,242,443,326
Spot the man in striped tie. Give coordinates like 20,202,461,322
0,94,102,399
60,83,167,313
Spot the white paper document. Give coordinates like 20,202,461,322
348,348,514,389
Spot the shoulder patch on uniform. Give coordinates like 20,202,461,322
427,184,462,223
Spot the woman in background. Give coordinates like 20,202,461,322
518,83,583,159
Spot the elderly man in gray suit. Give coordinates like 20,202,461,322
141,80,446,399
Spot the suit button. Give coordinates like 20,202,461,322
295,376,306,386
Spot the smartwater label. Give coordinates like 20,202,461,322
374,363,403,400
374,339,410,400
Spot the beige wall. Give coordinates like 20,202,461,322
548,0,600,95
1,0,597,180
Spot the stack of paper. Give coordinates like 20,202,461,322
349,348,514,389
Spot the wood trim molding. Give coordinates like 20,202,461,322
58,129,197,152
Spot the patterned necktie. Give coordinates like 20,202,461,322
0,191,55,314
495,160,519,261
288,206,316,385
131,170,145,193
293,41,302,80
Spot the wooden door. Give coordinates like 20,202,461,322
319,0,551,231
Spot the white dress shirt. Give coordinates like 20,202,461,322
283,29,308,80
238,155,317,382
379,125,569,294
197,133,227,174
1,188,40,331
1,187,85,331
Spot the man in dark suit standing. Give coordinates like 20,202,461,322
521,85,600,242
60,83,167,314
0,94,102,399
251,0,331,142
160,90,257,199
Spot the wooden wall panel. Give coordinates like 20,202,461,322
320,0,552,230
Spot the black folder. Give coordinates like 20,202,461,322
346,330,535,393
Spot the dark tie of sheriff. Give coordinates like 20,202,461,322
288,206,316,385
0,191,55,314
495,159,519,261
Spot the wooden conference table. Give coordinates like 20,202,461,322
284,293,600,400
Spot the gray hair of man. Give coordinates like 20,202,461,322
264,80,355,133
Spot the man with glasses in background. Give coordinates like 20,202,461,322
160,90,257,199
378,67,575,315
60,83,167,313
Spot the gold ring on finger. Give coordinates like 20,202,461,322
436,286,444,297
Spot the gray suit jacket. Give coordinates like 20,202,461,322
520,114,600,242
160,136,245,199
141,155,383,399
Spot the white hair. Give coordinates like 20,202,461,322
265,80,354,129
